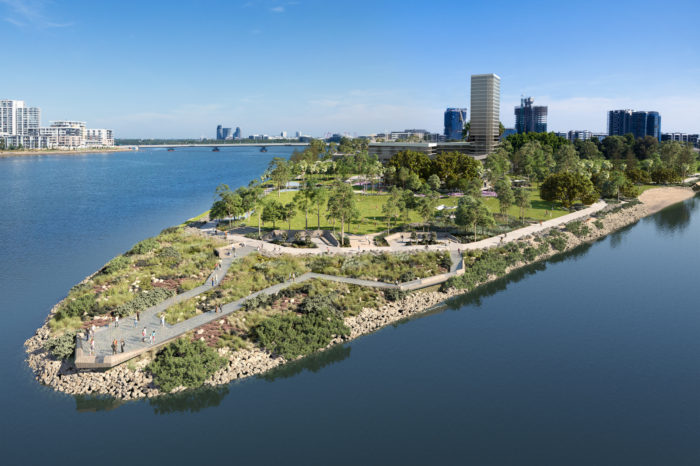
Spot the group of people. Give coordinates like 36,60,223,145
111,338,125,355
141,327,157,345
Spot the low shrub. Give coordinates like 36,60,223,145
547,230,568,251
384,288,407,302
127,237,158,255
44,330,77,360
55,294,97,321
252,307,349,359
565,221,590,238
102,255,131,275
157,246,182,266
147,338,226,393
373,235,389,247
113,288,175,318
594,220,604,229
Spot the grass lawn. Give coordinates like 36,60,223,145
244,187,569,234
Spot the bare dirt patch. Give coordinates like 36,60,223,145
639,187,696,214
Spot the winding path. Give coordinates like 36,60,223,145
75,201,606,369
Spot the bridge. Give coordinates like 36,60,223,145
136,143,309,148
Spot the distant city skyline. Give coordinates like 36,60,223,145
1,0,698,137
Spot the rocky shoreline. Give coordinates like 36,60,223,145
22,197,676,401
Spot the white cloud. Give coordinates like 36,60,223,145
270,5,284,13
0,0,73,28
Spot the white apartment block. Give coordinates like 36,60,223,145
1,100,115,150
0,100,41,136
86,129,114,147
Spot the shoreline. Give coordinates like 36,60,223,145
0,147,132,158
24,187,696,401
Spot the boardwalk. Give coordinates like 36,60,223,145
75,201,605,369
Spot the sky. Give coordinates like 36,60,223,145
1,0,698,138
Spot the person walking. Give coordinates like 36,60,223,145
160,314,165,327
115,315,119,328
120,339,125,353
136,311,140,322
142,327,147,343
90,338,95,356
134,315,138,327
151,330,156,345
111,339,117,355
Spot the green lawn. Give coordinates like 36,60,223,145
243,187,569,234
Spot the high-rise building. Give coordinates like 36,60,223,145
216,125,223,140
234,127,241,139
608,109,633,136
608,109,660,140
514,97,547,134
222,127,233,140
280,131,287,138
468,73,500,158
443,108,467,141
0,100,40,136
567,130,593,141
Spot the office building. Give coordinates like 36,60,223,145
662,133,699,146
514,97,547,134
608,109,661,140
567,130,593,141
468,73,500,158
234,127,241,139
216,125,223,140
500,128,516,140
444,108,467,141
280,131,287,138
222,127,233,140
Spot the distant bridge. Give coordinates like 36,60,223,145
136,143,309,148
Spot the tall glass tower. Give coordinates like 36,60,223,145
444,108,467,141
468,73,500,158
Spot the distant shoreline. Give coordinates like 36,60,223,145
0,147,132,158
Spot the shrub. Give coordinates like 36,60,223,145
147,338,227,393
565,221,590,238
547,230,568,251
252,307,349,359
127,237,158,255
102,255,131,275
594,220,604,229
157,246,182,266
373,235,389,246
384,288,407,302
297,294,338,315
523,246,539,262
56,293,97,320
44,330,77,360
113,288,175,318
160,226,181,235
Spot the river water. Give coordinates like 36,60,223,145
1,148,699,465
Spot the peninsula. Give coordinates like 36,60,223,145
25,134,699,400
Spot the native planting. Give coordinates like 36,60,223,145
147,338,227,392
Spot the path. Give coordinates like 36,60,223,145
74,201,605,369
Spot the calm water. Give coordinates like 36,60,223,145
1,148,699,465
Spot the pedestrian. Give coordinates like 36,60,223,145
292,272,295,282
85,328,90,341
134,315,138,327
115,315,119,327
136,311,140,322
90,338,95,355
161,314,165,327
142,327,147,342
111,339,117,355
151,330,156,345
120,339,125,353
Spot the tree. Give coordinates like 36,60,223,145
455,195,494,241
427,174,441,191
431,151,481,189
518,141,555,182
462,121,470,140
387,150,432,180
382,187,404,234
554,144,581,173
210,184,243,228
268,157,291,197
540,172,598,209
281,201,296,231
294,182,314,231
575,140,602,160
326,181,357,241
262,199,283,228
494,178,515,220
417,191,440,231
244,182,265,239
311,185,328,230
484,148,511,184
513,187,529,224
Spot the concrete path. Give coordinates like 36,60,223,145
74,201,604,369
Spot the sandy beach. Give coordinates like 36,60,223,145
639,187,696,214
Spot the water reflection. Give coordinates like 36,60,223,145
261,344,351,382
652,197,696,235
148,385,229,415
75,395,125,412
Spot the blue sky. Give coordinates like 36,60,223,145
1,0,698,138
